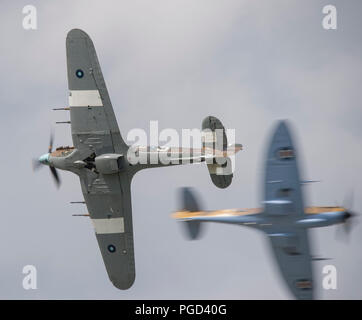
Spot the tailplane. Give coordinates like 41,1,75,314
178,187,204,240
202,116,241,189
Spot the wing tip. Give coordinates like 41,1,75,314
269,119,294,153
274,119,290,136
66,28,91,41
110,273,136,290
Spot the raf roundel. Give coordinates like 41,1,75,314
107,244,116,253
75,69,84,78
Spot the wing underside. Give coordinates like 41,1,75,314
264,121,304,217
66,28,128,155
79,171,136,290
268,229,313,299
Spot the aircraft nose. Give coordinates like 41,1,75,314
39,153,50,165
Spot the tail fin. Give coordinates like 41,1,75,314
179,187,203,240
202,116,234,189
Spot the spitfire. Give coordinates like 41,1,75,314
32,29,242,290
172,121,358,300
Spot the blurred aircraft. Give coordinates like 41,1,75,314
32,29,242,290
173,121,358,299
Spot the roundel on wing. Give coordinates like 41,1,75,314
75,69,84,78
107,244,116,253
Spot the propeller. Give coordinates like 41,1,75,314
33,132,61,188
335,191,358,242
50,165,61,187
48,132,54,154
32,158,43,171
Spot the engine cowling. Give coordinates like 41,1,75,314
95,154,124,174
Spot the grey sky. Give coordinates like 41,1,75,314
0,0,361,299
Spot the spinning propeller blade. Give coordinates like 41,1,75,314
336,191,358,242
33,132,61,188
48,132,54,153
32,158,43,171
50,166,61,188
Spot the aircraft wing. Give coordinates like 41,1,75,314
66,29,135,289
264,121,304,216
267,229,314,299
66,29,128,155
80,172,135,290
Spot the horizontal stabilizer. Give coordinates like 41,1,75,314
202,116,234,189
179,188,204,240
183,220,202,240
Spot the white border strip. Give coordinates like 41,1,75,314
69,90,103,107
92,217,124,234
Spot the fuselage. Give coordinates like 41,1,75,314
39,143,242,176
173,206,349,232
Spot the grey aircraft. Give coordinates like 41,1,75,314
33,29,242,290
173,121,357,299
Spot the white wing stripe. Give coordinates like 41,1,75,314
69,90,103,107
92,217,125,234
